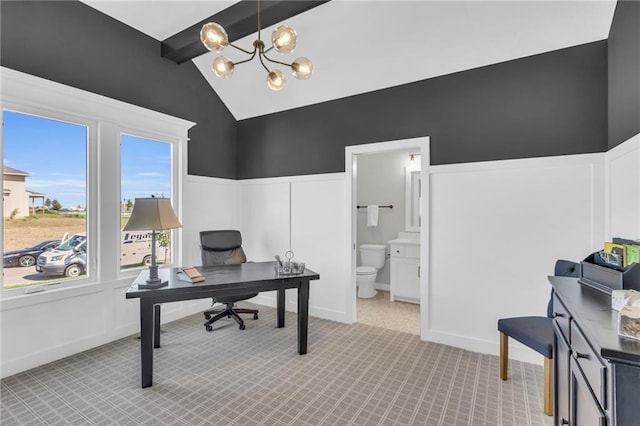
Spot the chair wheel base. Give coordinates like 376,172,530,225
253,314,259,320
205,325,213,332
239,324,246,330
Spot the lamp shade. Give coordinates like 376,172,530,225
123,197,182,231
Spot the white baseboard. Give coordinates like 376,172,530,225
375,283,390,291
423,329,543,366
1,332,106,378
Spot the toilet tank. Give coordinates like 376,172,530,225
359,244,386,269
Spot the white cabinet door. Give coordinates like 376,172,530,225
391,257,420,303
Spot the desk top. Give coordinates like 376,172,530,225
126,261,319,299
549,275,640,366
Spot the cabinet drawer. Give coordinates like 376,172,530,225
552,293,571,343
405,245,420,259
571,321,606,409
390,244,420,259
390,245,405,257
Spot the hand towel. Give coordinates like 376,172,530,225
367,205,379,227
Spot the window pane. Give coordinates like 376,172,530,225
2,111,88,289
120,135,172,271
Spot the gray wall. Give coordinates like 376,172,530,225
608,0,640,149
4,1,635,181
0,1,237,179
237,41,608,179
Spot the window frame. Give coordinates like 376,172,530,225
0,67,192,301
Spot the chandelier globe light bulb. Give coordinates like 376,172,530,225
271,25,297,54
292,57,313,80
200,22,229,53
212,56,234,79
267,69,286,91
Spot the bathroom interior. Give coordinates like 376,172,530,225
356,149,421,335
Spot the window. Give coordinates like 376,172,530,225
1,68,191,299
120,134,173,271
2,111,89,289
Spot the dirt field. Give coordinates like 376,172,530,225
3,216,86,251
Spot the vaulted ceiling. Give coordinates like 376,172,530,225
81,1,617,120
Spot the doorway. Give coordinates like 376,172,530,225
345,137,430,339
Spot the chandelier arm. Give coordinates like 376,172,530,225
264,45,274,54
228,43,255,56
261,53,293,68
233,50,258,66
257,52,272,73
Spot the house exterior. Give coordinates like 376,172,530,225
2,166,30,219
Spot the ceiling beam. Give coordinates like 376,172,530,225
161,0,330,64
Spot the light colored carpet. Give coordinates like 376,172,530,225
1,303,552,425
357,290,421,335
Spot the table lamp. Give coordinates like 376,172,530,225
124,197,182,289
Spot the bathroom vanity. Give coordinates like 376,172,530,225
388,235,420,304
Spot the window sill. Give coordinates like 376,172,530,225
0,278,127,312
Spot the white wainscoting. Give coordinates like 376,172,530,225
236,179,291,308
237,174,348,321
426,153,605,364
606,134,640,240
290,176,348,321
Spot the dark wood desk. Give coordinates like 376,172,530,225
126,261,320,388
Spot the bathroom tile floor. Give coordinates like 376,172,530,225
357,289,421,335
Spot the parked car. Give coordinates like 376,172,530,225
35,231,160,278
36,233,87,278
3,240,61,267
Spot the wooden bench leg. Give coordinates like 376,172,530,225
500,332,508,380
544,356,553,416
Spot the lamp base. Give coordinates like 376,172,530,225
138,280,168,290
139,260,167,289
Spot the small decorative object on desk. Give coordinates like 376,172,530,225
274,250,305,275
177,267,205,283
619,305,640,341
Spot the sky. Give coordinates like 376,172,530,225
3,111,171,209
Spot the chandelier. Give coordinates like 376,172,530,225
199,0,313,91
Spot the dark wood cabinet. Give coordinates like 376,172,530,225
554,322,571,426
570,357,606,426
551,276,640,426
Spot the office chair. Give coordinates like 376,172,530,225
200,230,259,331
497,259,580,416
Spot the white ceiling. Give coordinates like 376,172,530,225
82,0,617,120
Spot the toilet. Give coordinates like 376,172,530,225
357,244,386,298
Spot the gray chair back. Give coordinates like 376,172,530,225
547,259,580,318
200,230,247,266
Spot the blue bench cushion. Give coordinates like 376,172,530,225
497,316,554,359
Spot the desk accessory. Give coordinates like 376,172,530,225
274,250,305,275
579,251,640,295
619,306,640,341
124,197,182,289
177,267,205,283
612,289,640,311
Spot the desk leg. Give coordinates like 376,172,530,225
297,280,309,355
154,304,161,349
140,298,154,388
277,288,285,328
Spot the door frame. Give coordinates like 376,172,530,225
345,136,430,339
